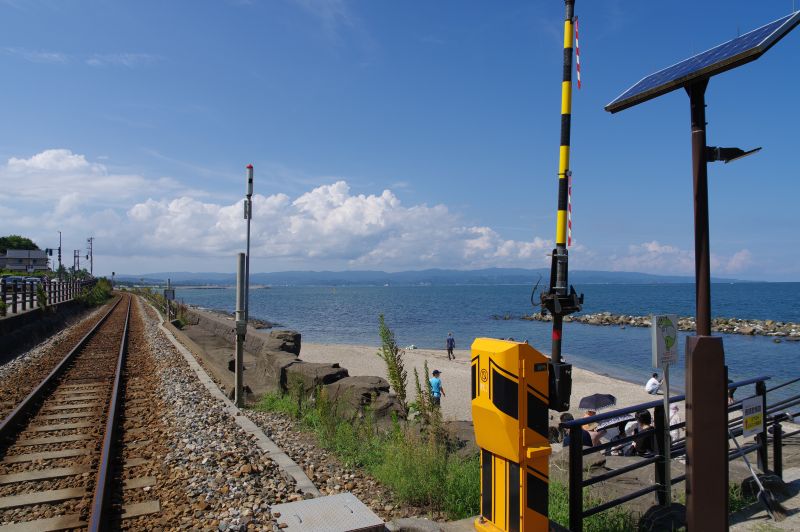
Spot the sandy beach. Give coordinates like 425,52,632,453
299,342,670,423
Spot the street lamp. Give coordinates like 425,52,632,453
606,11,799,530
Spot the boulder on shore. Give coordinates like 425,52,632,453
324,376,405,421
285,361,350,397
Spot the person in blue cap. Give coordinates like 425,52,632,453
430,369,445,406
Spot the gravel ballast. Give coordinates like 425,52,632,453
135,298,304,530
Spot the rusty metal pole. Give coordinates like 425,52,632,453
684,80,728,531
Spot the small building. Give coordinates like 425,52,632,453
0,249,50,272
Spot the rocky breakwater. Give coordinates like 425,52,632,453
184,308,405,422
519,312,800,341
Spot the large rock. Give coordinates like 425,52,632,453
256,330,301,356
187,308,301,355
444,420,478,457
323,376,404,421
252,351,300,394
285,361,349,396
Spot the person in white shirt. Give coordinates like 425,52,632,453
645,373,662,394
669,404,683,442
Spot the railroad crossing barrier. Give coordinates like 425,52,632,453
472,338,551,531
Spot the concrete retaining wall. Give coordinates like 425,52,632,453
0,300,87,362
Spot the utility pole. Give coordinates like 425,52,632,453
58,231,62,278
86,237,94,276
74,250,80,274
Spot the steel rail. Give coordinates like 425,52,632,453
0,295,122,441
88,295,131,531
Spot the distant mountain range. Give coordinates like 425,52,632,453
114,268,744,286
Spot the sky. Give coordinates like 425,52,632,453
0,0,798,281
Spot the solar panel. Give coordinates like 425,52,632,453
606,11,800,113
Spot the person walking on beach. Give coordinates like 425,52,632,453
430,369,445,406
446,332,456,360
645,373,662,395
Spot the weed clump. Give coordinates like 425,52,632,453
75,278,113,307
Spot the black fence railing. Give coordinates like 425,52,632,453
560,375,800,531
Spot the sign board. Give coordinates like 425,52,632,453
651,314,679,367
164,289,175,301
742,396,764,438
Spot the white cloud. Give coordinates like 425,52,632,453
2,48,159,68
119,180,553,270
603,240,752,277
85,53,159,68
1,149,180,206
0,148,759,277
2,47,69,64
716,249,752,273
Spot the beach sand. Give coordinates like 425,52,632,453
300,342,669,423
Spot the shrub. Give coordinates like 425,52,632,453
36,285,51,313
376,314,408,416
0,300,6,317
75,278,113,307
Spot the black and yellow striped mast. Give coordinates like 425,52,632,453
541,0,583,412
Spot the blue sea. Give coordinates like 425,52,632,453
174,283,800,396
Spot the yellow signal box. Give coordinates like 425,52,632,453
472,338,551,532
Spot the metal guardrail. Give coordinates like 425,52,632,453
0,278,96,316
558,375,800,532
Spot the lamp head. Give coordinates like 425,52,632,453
705,146,762,164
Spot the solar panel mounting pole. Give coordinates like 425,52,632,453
685,79,729,531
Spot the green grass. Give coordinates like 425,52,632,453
728,482,756,513
254,390,480,519
256,388,764,530
549,481,638,532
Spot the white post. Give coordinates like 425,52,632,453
652,314,678,507
235,253,246,407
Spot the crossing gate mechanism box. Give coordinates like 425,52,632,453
471,338,551,532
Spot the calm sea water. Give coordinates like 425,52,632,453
175,283,800,395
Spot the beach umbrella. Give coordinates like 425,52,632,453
578,393,617,411
595,413,636,431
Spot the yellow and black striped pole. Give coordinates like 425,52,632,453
541,0,582,413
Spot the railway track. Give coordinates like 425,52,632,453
0,293,161,530
0,298,121,421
